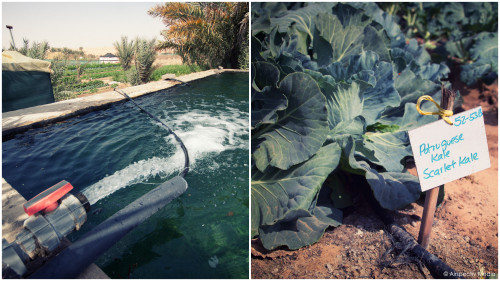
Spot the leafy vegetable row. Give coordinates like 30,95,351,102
81,71,123,80
69,80,106,91
379,2,498,86
65,63,121,70
66,66,122,74
251,2,461,250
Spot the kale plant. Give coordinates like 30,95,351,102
381,2,498,86
251,2,461,250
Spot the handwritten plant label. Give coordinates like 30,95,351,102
409,106,490,191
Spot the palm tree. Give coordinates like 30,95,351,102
18,38,29,55
18,38,50,60
148,2,249,69
113,36,135,71
231,3,249,69
134,38,157,84
27,41,50,60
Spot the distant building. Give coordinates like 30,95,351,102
99,53,119,64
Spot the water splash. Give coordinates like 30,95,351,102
82,107,247,205
82,156,182,205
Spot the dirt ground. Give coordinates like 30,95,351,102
251,70,498,279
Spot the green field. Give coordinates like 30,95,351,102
150,65,203,80
50,61,204,101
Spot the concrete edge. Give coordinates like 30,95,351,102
2,69,248,140
2,178,29,243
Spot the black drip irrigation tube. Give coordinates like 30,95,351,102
358,177,462,279
29,89,191,278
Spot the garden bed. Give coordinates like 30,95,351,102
51,60,204,101
251,78,498,279
250,2,497,278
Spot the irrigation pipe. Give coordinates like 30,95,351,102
361,181,462,279
164,77,190,86
29,176,188,278
114,88,189,178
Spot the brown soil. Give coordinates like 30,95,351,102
251,75,498,278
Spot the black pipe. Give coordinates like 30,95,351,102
164,77,190,86
356,175,462,279
386,223,462,279
29,176,188,278
115,89,190,177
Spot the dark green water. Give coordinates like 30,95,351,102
2,72,249,278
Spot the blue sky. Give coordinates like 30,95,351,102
2,2,166,49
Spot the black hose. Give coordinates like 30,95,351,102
353,174,462,279
164,77,190,86
115,89,189,178
369,197,462,279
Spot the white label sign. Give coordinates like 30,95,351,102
409,106,490,192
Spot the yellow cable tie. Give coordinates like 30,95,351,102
416,95,454,125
